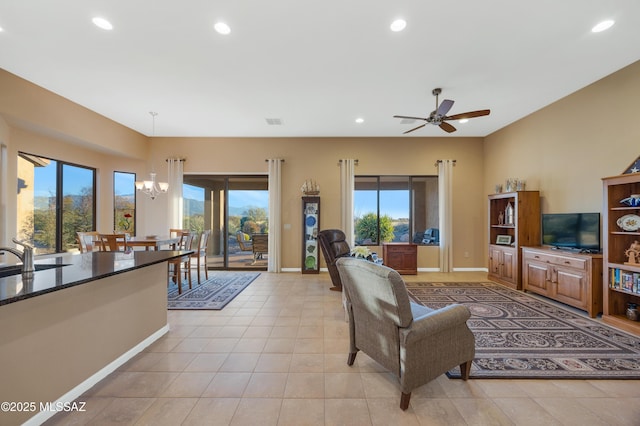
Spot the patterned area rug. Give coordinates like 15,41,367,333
167,272,260,310
406,282,640,379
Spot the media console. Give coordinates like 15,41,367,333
522,246,603,317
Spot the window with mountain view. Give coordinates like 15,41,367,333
17,152,96,253
354,175,438,246
114,171,136,235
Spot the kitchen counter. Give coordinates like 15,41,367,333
0,250,189,306
0,249,189,425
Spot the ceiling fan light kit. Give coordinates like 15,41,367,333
394,88,490,134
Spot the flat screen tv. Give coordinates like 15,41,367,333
541,212,601,252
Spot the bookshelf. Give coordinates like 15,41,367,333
602,173,640,335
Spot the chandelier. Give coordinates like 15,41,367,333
135,112,168,200
135,172,168,200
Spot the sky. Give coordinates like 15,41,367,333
32,163,409,220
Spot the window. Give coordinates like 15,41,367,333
183,183,205,233
114,171,136,235
354,175,438,246
17,152,96,253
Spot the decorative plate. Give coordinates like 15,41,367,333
620,195,640,207
617,214,640,231
305,215,316,227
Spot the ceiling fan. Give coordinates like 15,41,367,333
394,88,490,134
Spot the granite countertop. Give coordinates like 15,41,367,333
0,250,190,306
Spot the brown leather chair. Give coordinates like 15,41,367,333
318,229,351,292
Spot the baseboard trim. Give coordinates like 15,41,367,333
24,325,169,426
281,267,488,273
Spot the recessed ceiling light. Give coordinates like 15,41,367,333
92,17,113,30
355,118,364,124
390,19,406,32
459,119,469,124
214,22,231,35
591,20,614,33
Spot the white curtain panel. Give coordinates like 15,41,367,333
167,158,184,229
267,158,283,272
340,159,356,246
438,159,455,272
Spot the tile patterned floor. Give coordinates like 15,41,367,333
45,272,640,425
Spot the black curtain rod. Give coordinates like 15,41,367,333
338,159,359,164
434,159,456,166
264,159,285,162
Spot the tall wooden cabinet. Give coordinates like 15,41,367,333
488,191,540,290
602,174,640,335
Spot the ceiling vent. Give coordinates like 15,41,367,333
265,118,283,125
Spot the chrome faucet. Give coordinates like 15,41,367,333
0,238,35,278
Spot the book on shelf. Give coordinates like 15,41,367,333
622,272,634,292
608,268,640,294
610,268,620,289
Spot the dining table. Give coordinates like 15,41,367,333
125,235,181,251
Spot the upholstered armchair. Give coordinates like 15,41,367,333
336,257,475,410
318,229,352,291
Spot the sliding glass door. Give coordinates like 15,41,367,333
183,174,268,270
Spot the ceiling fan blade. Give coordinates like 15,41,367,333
403,123,426,134
394,115,427,121
436,99,454,117
439,122,457,133
444,109,491,121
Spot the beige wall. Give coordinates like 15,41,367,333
151,136,485,269
3,59,639,270
484,60,640,216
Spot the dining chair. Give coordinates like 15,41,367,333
98,233,127,252
169,229,191,250
189,229,211,284
168,233,193,294
76,231,99,253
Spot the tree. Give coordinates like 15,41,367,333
355,213,394,244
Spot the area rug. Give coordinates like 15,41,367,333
406,282,640,379
167,272,260,310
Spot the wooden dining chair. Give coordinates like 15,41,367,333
98,233,127,251
190,229,211,284
169,229,191,250
168,233,193,294
76,231,99,253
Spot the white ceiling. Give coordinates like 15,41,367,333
1,1,639,138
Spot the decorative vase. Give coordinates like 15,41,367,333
505,202,514,225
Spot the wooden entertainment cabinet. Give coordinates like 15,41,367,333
522,246,603,318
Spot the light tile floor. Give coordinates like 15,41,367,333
45,272,640,425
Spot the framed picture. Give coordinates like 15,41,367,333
496,235,512,245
